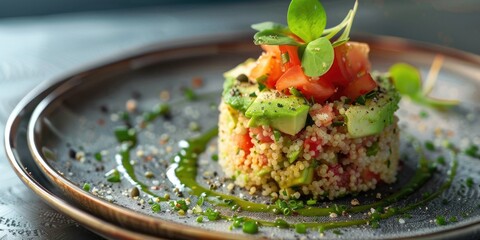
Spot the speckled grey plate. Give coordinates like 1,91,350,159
4,71,163,239
27,35,480,239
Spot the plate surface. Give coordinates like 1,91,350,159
27,36,480,239
4,77,163,239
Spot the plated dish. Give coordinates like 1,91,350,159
24,36,480,239
16,1,480,239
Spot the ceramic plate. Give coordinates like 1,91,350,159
26,35,480,239
4,77,163,239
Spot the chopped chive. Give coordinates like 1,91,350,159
289,87,303,97
105,169,121,182
295,223,307,234
258,82,266,91
332,229,343,235
306,199,317,205
94,152,102,161
198,194,205,206
419,110,429,119
183,88,197,101
273,130,282,142
155,103,170,115
151,203,161,213
82,183,91,191
435,216,447,226
464,145,479,158
205,208,220,221
242,221,258,234
366,142,379,156
256,74,268,83
425,141,435,151
466,177,474,188
118,111,130,121
232,216,244,228
211,154,219,161
436,156,446,165
114,126,137,145
355,95,366,105
332,121,344,127
365,90,377,99
143,112,156,122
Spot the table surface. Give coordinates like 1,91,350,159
1,1,479,239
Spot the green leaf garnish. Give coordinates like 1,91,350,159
301,37,334,77
389,63,422,96
253,29,301,46
287,0,326,43
251,0,359,78
389,63,459,110
325,0,358,47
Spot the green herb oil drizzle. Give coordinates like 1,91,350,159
113,125,459,233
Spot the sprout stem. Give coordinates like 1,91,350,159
423,54,444,95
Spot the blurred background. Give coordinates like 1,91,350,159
0,0,479,239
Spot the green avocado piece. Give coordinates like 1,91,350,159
345,76,400,138
245,91,310,135
256,168,272,177
287,147,302,164
222,59,258,112
283,167,314,188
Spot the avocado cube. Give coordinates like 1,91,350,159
245,91,310,135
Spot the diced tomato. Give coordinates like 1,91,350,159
276,65,336,103
275,65,307,90
303,137,323,158
234,132,253,156
361,169,381,182
279,45,301,70
328,164,351,188
252,42,376,104
309,104,335,127
261,45,281,55
337,73,377,101
258,154,268,166
250,127,274,143
319,42,377,101
326,42,371,85
342,42,371,78
250,49,283,89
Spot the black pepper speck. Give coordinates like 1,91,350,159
68,149,76,159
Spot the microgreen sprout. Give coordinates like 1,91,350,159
252,0,359,77
389,56,459,110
